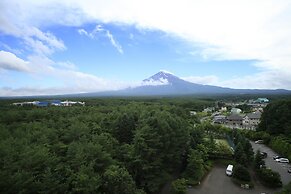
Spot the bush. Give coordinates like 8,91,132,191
270,136,291,161
277,181,291,194
257,168,282,188
254,150,265,170
233,164,251,182
243,130,271,144
171,178,187,194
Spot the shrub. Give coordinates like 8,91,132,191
233,164,251,182
257,168,282,188
171,178,187,194
277,181,291,194
270,136,291,161
254,150,265,170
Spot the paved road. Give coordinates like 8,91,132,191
187,165,280,194
251,141,291,185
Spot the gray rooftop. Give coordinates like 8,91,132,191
227,114,243,121
246,111,261,119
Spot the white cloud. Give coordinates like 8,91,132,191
0,52,129,96
0,50,31,72
26,27,65,50
105,30,123,54
182,75,219,85
0,1,65,56
77,29,89,37
0,43,22,55
2,0,291,66
0,77,129,96
0,86,103,97
219,71,291,90
78,24,123,53
0,87,69,97
21,27,66,56
57,61,77,70
1,0,291,90
183,71,291,90
141,78,169,86
77,25,102,39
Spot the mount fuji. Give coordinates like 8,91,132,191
82,71,290,96
130,70,234,95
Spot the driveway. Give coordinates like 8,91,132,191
251,141,291,185
187,164,280,194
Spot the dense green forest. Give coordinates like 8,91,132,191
258,99,291,136
2,96,290,193
0,98,215,194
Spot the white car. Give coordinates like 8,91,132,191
226,164,233,176
275,158,289,163
273,155,282,160
255,140,264,144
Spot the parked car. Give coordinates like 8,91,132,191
288,168,291,173
255,140,264,144
273,155,283,160
260,152,267,158
226,164,233,176
275,158,289,163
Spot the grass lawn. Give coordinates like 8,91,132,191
215,139,233,154
215,139,230,146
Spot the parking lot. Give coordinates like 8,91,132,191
251,141,291,185
186,140,291,194
187,164,280,194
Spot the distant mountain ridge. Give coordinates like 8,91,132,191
5,71,289,98
82,71,291,96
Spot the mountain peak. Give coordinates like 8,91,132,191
142,70,180,86
145,71,178,80
159,70,174,75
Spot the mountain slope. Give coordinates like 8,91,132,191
82,71,290,96
122,71,234,95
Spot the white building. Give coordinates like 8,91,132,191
231,108,242,114
190,111,197,116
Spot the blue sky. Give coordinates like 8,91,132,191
54,24,259,79
0,0,291,96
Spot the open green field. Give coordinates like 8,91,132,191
215,139,230,147
215,139,233,154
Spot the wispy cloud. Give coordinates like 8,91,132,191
0,7,66,56
218,71,291,90
182,75,219,85
57,61,77,70
183,72,291,90
0,42,22,55
77,24,103,38
77,29,90,37
78,24,123,54
105,30,123,54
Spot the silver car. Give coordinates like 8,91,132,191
275,158,289,163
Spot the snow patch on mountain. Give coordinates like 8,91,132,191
159,70,174,75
